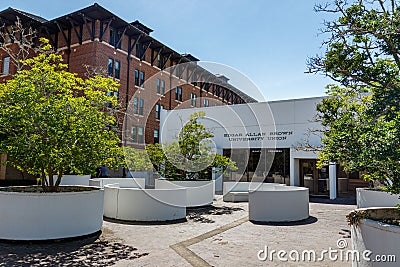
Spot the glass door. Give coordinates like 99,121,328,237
300,159,329,196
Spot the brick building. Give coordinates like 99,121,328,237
0,3,256,179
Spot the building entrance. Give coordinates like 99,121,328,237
299,159,329,196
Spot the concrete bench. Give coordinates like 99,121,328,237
223,191,249,202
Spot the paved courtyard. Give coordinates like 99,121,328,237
0,196,355,267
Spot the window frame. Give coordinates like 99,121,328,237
114,60,120,79
139,98,144,115
137,126,144,144
156,78,161,94
131,126,137,143
161,80,165,95
140,71,145,88
133,97,139,114
134,69,139,86
108,58,114,77
154,129,159,144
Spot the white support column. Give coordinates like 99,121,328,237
212,167,223,193
290,148,296,186
329,162,337,199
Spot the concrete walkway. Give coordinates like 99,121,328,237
109,197,355,266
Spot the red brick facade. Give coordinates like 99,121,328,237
0,4,256,151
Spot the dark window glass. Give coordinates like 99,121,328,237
134,69,139,86
108,58,114,77
155,104,160,120
140,71,145,87
138,127,144,143
157,54,161,68
175,87,182,101
154,129,159,143
2,56,10,75
191,93,197,107
156,79,160,94
109,28,115,46
161,80,165,95
139,99,144,115
115,31,122,49
136,43,146,60
133,97,138,114
115,61,120,79
131,126,137,142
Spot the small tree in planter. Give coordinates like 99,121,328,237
146,111,237,180
0,39,122,192
309,0,400,262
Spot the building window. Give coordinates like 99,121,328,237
139,98,144,115
108,58,114,77
134,69,139,86
161,80,165,95
154,129,159,143
155,104,160,120
2,56,10,75
203,98,209,107
156,79,161,94
138,126,144,143
136,43,146,60
190,93,197,107
131,126,137,143
107,58,120,79
115,61,120,79
175,86,182,101
109,28,116,46
110,28,122,48
133,97,138,114
140,71,145,87
157,54,161,68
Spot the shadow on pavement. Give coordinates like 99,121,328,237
250,216,318,226
0,231,147,266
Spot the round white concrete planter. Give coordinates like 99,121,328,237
0,186,104,240
351,208,400,267
89,178,145,188
223,182,286,202
155,179,214,207
356,188,400,208
47,175,91,186
249,186,309,222
104,184,186,222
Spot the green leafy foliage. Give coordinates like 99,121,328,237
310,1,400,194
123,146,153,172
146,111,237,180
0,39,122,191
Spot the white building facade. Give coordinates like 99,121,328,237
160,97,360,199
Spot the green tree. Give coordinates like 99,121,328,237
309,0,400,194
0,39,122,191
124,146,153,172
146,111,237,180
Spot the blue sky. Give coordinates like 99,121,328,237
0,0,334,101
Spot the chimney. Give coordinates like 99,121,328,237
215,74,230,83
